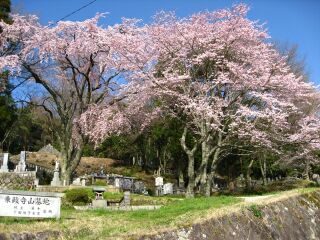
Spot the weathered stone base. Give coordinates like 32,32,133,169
92,199,108,208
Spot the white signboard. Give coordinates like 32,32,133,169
0,191,61,219
155,177,163,186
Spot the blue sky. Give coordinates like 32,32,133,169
12,0,320,84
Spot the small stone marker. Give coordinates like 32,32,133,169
115,178,121,188
163,183,173,195
0,153,9,172
0,190,63,219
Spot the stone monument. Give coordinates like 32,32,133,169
51,161,62,186
0,153,9,172
15,151,27,172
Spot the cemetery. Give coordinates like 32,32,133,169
0,0,320,239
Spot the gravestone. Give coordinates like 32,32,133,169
0,153,9,172
155,177,163,187
50,161,61,186
122,178,133,190
163,183,173,195
155,176,164,196
0,189,63,219
72,177,81,186
114,178,121,188
133,181,145,194
15,151,27,172
122,191,130,206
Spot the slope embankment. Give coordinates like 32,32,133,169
140,189,320,240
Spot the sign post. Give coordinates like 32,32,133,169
0,190,63,219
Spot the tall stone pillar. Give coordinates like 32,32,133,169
15,151,26,172
0,153,9,172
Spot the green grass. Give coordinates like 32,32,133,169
120,195,238,223
2,188,319,239
0,195,241,239
248,204,263,218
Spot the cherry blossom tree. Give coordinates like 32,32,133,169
2,5,318,194
78,4,319,197
0,14,147,183
99,4,317,197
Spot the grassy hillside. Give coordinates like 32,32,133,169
10,152,157,188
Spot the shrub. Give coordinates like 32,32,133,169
103,192,124,202
248,204,263,218
64,188,95,205
94,180,107,186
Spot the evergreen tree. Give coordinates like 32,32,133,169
0,0,11,24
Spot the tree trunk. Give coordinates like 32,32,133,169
186,153,195,198
204,129,224,197
180,126,199,198
205,147,220,197
196,120,217,195
178,167,185,188
198,140,209,194
246,159,254,191
58,124,85,185
303,158,310,180
259,152,267,186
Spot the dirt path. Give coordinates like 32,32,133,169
238,195,273,202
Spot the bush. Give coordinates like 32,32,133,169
64,188,95,205
248,204,263,218
94,180,107,186
103,192,124,202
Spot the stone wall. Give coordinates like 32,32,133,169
140,190,320,240
0,172,36,190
